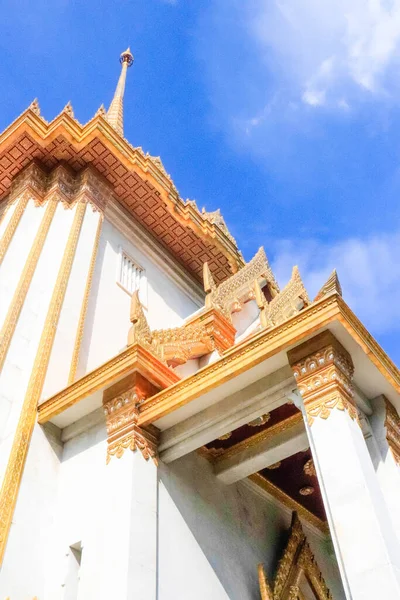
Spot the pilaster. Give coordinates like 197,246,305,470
288,331,400,600
368,396,400,545
101,372,159,600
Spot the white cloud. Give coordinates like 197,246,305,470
248,0,400,109
271,230,400,333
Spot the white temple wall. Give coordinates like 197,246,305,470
0,423,61,600
0,201,75,487
42,207,101,399
0,198,43,328
0,415,345,600
0,198,15,230
78,218,200,377
158,452,345,600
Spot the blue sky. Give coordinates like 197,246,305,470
1,0,400,364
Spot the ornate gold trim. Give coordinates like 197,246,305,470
103,376,159,464
38,342,180,424
68,213,103,384
258,512,332,599
288,331,356,426
0,202,86,565
0,194,29,266
9,162,112,214
203,246,279,318
0,200,57,373
38,294,400,429
385,398,400,465
249,474,328,533
128,292,233,367
212,413,302,463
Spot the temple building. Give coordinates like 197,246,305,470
1,48,400,600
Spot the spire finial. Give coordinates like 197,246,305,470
106,47,134,136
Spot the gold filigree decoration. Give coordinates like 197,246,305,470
267,461,282,470
256,266,310,331
201,207,237,246
9,161,112,214
28,98,40,115
303,459,316,477
103,387,158,464
127,291,217,366
258,512,333,600
299,486,314,496
0,194,29,266
314,270,342,302
63,101,74,117
248,413,270,427
0,200,57,374
385,398,400,465
68,214,103,383
0,202,86,565
203,247,279,318
288,331,356,427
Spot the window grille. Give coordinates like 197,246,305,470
118,251,143,295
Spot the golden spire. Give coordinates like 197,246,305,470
106,47,134,136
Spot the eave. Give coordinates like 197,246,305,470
0,107,244,284
37,293,400,429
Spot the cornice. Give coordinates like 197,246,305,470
138,295,340,425
0,108,244,283
38,293,400,429
37,343,180,424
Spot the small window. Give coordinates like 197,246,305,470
118,250,143,295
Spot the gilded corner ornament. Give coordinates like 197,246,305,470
103,377,159,465
288,331,356,427
127,290,233,367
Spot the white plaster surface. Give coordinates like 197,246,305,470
0,423,61,600
42,207,101,399
368,397,400,546
0,419,345,600
0,198,44,329
158,452,345,600
77,218,199,378
305,406,400,599
0,199,16,237
0,201,75,488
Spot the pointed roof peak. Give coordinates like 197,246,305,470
28,98,40,116
62,101,74,117
106,47,134,137
314,269,343,301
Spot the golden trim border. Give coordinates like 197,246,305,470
68,213,103,384
0,202,86,565
0,200,57,373
249,473,328,534
213,413,303,463
37,293,400,429
38,343,181,424
0,195,29,266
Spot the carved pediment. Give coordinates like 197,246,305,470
259,513,333,600
203,247,280,318
127,291,235,367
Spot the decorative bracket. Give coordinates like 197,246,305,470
103,373,160,464
288,331,356,427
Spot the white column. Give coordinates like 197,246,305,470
100,450,158,600
288,331,400,600
368,396,400,545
